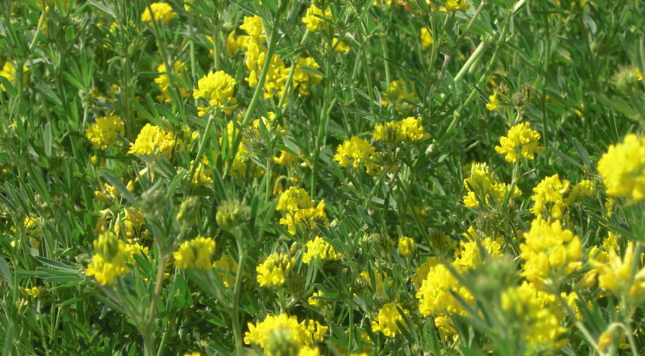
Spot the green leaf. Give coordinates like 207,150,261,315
0,258,13,290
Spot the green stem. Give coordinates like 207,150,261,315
231,247,247,356
454,40,489,83
277,30,311,108
188,112,216,188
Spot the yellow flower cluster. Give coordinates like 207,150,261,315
154,61,189,103
193,71,238,116
519,219,582,287
454,228,504,269
85,115,125,150
398,236,415,257
381,78,417,109
212,255,238,287
256,252,296,288
530,175,593,219
486,90,502,111
244,313,327,349
371,303,410,337
86,232,140,286
495,122,545,163
463,162,521,208
0,61,15,91
303,236,341,264
302,5,331,32
597,134,645,203
501,281,567,348
277,187,327,235
141,2,176,25
128,123,176,158
232,16,322,100
420,28,433,47
173,237,216,271
333,136,379,175
589,242,645,301
373,117,430,144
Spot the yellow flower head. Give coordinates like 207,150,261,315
212,255,238,287
278,187,315,213
486,89,502,111
420,28,433,47
501,281,566,348
0,61,16,91
173,237,216,271
302,5,331,32
86,232,135,286
85,115,125,150
154,61,189,102
331,38,350,53
303,236,341,264
193,71,238,116
256,252,296,288
333,136,379,175
463,162,521,208
597,134,645,203
398,236,416,257
244,313,327,349
371,303,410,338
495,122,545,163
590,242,645,300
520,219,582,287
530,174,570,219
141,2,176,25
128,124,176,158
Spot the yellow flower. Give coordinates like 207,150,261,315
399,116,430,141
381,78,417,109
141,2,176,25
590,242,645,300
331,38,350,53
501,281,566,349
454,229,503,269
173,237,216,271
154,61,189,102
494,122,545,163
371,303,410,338
443,0,471,11
308,290,325,307
520,219,582,287
303,236,341,264
278,187,314,213
530,174,570,219
277,187,327,235
302,5,331,32
85,115,125,150
212,255,238,287
566,180,594,206
486,90,502,111
463,162,521,208
244,313,327,349
193,71,238,116
420,28,433,47
597,134,645,203
256,252,295,288
398,236,415,257
86,232,135,286
0,61,15,91
333,136,379,175
128,124,176,158
189,157,213,186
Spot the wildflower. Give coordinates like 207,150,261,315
399,116,430,141
371,303,410,337
381,78,417,109
277,187,327,235
359,270,393,295
216,199,250,232
531,174,570,219
256,252,296,288
597,134,645,203
85,115,125,150
128,124,176,158
193,71,238,116
495,122,545,163
154,61,189,102
331,38,350,53
611,66,643,96
308,290,325,307
520,219,582,288
293,57,323,96
86,232,135,286
274,150,299,166
189,157,213,186
420,28,433,47
303,236,341,264
0,61,15,91
501,281,567,349
454,229,504,269
141,2,176,25
398,236,415,257
463,162,521,208
566,180,594,206
333,136,379,175
173,237,216,271
302,5,331,32
442,0,471,11
486,90,502,111
213,255,238,287
589,242,645,300
416,262,473,335
244,313,327,349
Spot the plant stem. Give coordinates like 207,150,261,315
231,245,247,356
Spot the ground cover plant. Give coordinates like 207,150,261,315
1,0,645,355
